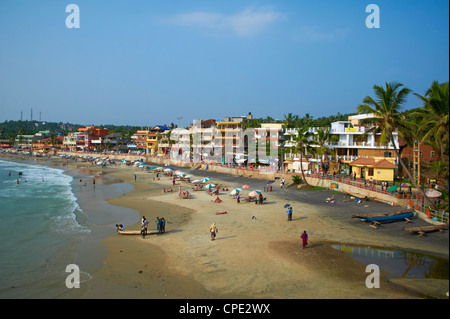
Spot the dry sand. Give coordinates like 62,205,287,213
71,161,448,299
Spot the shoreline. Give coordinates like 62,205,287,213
1,153,448,299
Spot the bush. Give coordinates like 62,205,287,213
292,175,302,184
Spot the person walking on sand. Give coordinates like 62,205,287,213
236,192,240,204
210,222,218,240
287,206,292,221
300,231,308,248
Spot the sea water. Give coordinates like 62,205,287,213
0,159,91,298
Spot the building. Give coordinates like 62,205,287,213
76,126,110,151
147,125,171,155
348,157,398,182
33,135,64,153
283,113,400,175
63,132,81,151
130,130,149,153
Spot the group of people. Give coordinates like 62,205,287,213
140,216,166,238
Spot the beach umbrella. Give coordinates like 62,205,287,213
205,184,216,188
149,167,157,170
426,190,442,198
387,185,398,192
201,177,211,183
164,168,172,172
400,183,412,187
164,163,170,166
284,204,291,208
248,190,262,197
185,174,193,178
242,185,250,189
230,188,242,195
191,179,201,183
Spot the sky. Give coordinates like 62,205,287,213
0,0,448,128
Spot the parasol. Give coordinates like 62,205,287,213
387,185,398,192
426,190,442,198
242,185,250,189
230,188,242,195
248,190,262,197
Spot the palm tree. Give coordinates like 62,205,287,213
356,82,436,209
312,127,338,159
414,81,449,161
430,161,449,186
283,113,298,129
291,126,314,185
312,127,338,173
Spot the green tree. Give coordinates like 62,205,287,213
291,126,314,185
357,82,436,209
414,81,449,161
283,113,298,129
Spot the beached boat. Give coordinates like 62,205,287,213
352,210,413,219
118,230,159,235
364,212,415,223
403,224,448,236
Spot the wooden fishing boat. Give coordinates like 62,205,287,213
118,230,159,235
364,212,415,223
352,210,413,219
403,224,448,236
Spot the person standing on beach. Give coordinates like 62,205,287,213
156,217,161,234
300,231,308,248
287,206,292,221
141,216,149,236
160,217,165,234
134,174,137,182
236,192,240,204
210,222,218,240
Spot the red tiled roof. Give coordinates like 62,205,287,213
349,158,397,168
373,159,397,168
349,158,376,166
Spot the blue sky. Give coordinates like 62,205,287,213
0,0,448,127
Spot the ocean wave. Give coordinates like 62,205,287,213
0,160,89,235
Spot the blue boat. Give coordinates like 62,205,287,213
365,212,415,222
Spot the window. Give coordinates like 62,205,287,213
419,151,423,158
368,168,374,176
384,152,392,157
431,151,435,158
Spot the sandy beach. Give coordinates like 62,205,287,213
2,153,449,299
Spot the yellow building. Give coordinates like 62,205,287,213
349,157,397,182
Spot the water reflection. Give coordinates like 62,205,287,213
331,244,449,280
